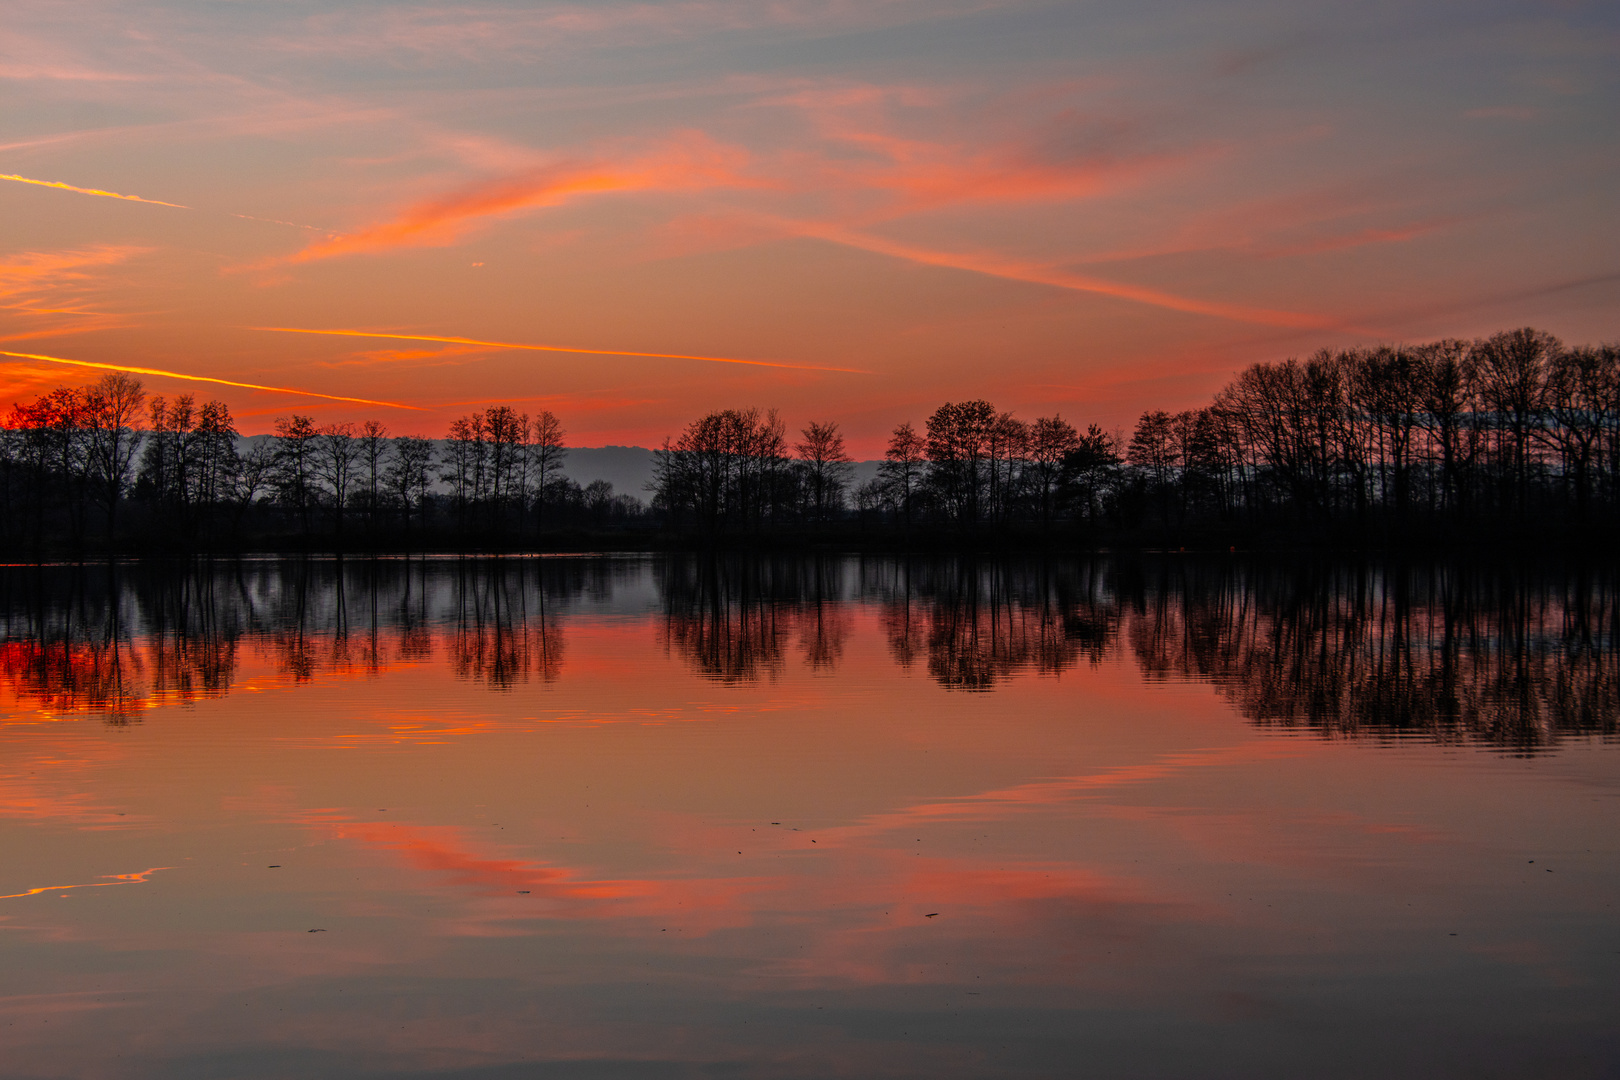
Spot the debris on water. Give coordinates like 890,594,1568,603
309,929,326,933
268,865,280,869
925,913,939,918
517,890,530,894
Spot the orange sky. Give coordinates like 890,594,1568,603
2,0,1616,451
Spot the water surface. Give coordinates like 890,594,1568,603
2,556,1617,1078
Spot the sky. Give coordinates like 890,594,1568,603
2,0,1617,451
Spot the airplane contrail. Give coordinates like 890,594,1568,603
0,173,189,209
254,327,870,374
0,349,422,410
0,172,331,230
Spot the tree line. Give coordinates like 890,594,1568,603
3,325,1616,554
653,326,1619,543
0,378,642,554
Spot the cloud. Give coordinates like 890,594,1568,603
762,83,1202,217
781,219,1339,329
278,131,755,263
0,246,144,343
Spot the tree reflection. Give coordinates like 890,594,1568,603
864,559,1118,690
1123,560,1619,751
2,557,1614,750
449,561,563,688
657,556,850,682
0,558,595,718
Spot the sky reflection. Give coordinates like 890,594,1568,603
1,557,1617,1078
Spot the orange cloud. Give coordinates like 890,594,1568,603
0,349,422,409
280,131,754,263
256,327,870,374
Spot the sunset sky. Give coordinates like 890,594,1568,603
3,0,1616,451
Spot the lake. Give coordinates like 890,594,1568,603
1,555,1617,1078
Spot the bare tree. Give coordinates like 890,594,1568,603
795,420,854,524
387,436,436,537
485,406,527,534
232,441,277,536
528,411,567,534
925,400,995,526
878,421,927,530
442,414,487,533
358,420,390,533
1027,415,1079,528
1469,328,1557,519
273,415,319,534
314,421,362,538
82,372,146,544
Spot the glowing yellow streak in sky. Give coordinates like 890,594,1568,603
0,350,422,410
0,173,189,209
256,327,870,374
0,866,173,900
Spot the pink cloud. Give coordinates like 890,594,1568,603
278,131,756,263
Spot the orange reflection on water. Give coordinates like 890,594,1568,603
0,558,1617,1079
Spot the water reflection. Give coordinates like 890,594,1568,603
0,558,613,719
1122,561,1620,750
657,557,852,681
2,556,1615,749
863,559,1118,689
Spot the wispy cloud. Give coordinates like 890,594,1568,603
0,245,143,342
0,349,423,409
277,131,754,263
780,219,1339,329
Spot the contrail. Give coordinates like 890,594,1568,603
1,172,331,230
0,349,422,410
0,173,189,209
255,327,870,374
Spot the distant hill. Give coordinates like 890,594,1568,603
562,446,660,497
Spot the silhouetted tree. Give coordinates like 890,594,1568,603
795,420,854,524
273,415,318,536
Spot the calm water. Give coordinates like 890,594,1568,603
2,556,1617,1079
